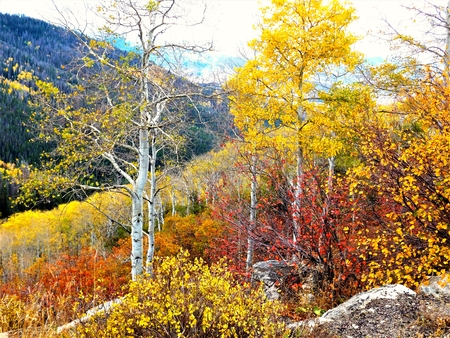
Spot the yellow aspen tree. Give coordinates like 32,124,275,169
177,144,241,207
0,190,130,282
227,0,361,243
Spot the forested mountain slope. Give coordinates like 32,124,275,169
0,13,79,164
0,13,229,164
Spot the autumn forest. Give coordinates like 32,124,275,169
1,0,450,336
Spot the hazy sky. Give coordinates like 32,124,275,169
0,0,448,58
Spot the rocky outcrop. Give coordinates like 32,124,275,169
289,284,450,337
322,284,416,321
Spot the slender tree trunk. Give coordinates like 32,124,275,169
171,189,176,216
292,69,306,245
324,156,335,216
130,124,149,280
321,156,335,229
246,154,257,273
445,0,450,72
291,136,304,246
156,196,163,231
131,193,144,280
145,200,155,276
145,137,157,275
186,194,190,215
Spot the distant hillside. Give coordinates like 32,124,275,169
0,13,230,164
0,13,79,86
0,13,80,164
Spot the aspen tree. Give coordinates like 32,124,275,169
24,0,212,279
227,0,360,252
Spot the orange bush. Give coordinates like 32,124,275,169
155,211,225,262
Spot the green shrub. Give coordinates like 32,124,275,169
77,251,288,337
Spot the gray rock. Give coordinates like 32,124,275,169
288,284,425,337
251,260,294,300
286,283,450,337
322,284,416,321
419,274,450,298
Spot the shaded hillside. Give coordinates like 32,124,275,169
0,13,230,164
0,13,78,88
0,13,79,164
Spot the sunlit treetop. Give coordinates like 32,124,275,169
227,0,362,160
254,0,360,74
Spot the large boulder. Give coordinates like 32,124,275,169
289,284,450,337
322,284,416,321
251,260,295,300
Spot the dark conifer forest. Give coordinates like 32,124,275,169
0,13,79,164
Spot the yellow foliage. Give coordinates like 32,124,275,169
76,250,287,337
227,0,362,164
0,295,39,332
354,68,450,288
163,143,241,207
0,191,130,280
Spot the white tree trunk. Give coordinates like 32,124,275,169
54,0,210,279
292,145,304,244
246,155,257,273
145,138,157,275
171,189,176,216
131,123,149,280
445,0,450,71
293,72,306,244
